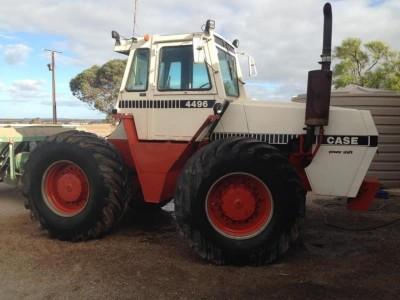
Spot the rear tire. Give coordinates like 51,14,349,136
22,130,127,241
175,138,305,265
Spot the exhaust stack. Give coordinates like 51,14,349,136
321,3,332,71
305,2,333,126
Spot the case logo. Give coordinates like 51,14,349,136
326,136,359,145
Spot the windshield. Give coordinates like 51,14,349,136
158,46,211,91
217,48,239,97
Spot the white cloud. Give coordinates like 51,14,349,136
0,32,15,40
9,79,44,92
39,92,85,108
2,43,32,65
7,79,47,99
0,0,399,99
1,80,83,109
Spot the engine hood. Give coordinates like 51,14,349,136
216,99,378,137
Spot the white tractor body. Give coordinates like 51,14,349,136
110,29,378,199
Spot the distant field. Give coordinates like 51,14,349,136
0,120,115,138
0,118,105,124
79,124,115,137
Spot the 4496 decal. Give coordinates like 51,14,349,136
181,100,215,108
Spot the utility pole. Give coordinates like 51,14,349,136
44,49,62,124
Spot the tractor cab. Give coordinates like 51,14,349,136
112,21,249,103
111,22,255,141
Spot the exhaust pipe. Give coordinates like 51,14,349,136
321,3,332,72
305,2,333,127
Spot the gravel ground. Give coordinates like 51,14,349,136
0,183,399,300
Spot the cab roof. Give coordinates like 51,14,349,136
113,32,235,55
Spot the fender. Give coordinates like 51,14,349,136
108,114,220,203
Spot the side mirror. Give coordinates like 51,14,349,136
193,37,206,64
248,55,258,77
111,30,121,46
238,52,258,78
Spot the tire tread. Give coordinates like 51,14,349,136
175,138,305,265
22,130,127,241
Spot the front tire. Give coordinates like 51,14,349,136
175,138,305,265
22,130,127,241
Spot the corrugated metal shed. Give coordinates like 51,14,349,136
293,85,400,189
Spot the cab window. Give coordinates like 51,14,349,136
217,48,239,97
158,46,211,91
126,48,150,91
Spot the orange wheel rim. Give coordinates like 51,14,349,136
206,172,273,239
42,161,89,217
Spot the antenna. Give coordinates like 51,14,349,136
133,0,138,36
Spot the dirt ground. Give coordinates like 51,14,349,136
0,183,399,300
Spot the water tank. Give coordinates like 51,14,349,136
293,85,400,189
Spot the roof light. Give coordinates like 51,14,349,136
205,20,215,33
144,34,150,41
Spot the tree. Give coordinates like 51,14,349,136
333,38,400,91
70,59,126,118
382,52,400,91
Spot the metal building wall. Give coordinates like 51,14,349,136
293,85,400,189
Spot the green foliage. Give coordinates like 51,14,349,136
333,38,400,91
383,52,400,91
70,59,126,117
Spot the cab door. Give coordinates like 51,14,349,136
119,45,152,139
148,41,218,141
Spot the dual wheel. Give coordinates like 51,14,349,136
175,138,305,264
23,132,304,264
22,131,128,241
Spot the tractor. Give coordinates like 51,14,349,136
21,3,379,264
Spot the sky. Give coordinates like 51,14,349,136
0,0,399,120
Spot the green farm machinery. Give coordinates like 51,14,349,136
0,125,76,185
